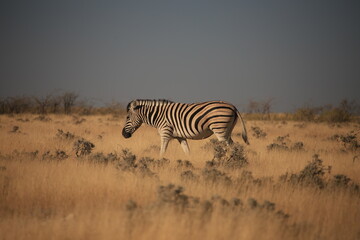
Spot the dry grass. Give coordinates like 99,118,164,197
0,115,360,240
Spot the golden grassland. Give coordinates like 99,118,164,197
0,114,360,240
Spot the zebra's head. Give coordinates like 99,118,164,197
122,100,143,139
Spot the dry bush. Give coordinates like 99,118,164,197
180,170,199,182
328,174,360,193
116,148,137,171
138,157,170,169
33,115,52,122
236,170,274,188
251,126,267,138
73,138,95,157
72,116,86,125
88,152,119,164
279,154,359,194
204,139,248,169
156,184,198,211
267,134,305,151
9,126,20,133
201,168,232,186
56,129,76,140
176,159,194,170
16,118,29,122
283,154,330,189
114,149,157,178
42,150,69,161
329,131,360,152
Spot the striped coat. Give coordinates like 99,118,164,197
122,99,249,155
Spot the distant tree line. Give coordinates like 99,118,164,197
0,92,126,116
292,99,360,122
0,92,78,115
245,98,359,122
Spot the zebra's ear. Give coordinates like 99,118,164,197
129,101,141,111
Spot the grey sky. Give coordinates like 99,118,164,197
1,0,359,111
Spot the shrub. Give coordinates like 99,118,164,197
42,150,69,161
280,154,330,189
176,159,194,169
296,154,329,188
16,118,29,122
202,168,232,186
157,184,198,211
328,174,360,193
267,135,289,151
180,170,199,182
251,126,267,138
138,157,170,168
338,131,359,152
10,126,20,133
330,131,360,152
267,143,289,151
332,174,351,186
88,152,119,164
56,129,76,140
292,142,305,151
267,135,305,151
116,149,137,170
206,139,248,169
33,115,51,122
115,149,157,178
73,138,95,157
137,163,157,178
73,116,86,125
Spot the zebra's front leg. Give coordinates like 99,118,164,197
159,126,174,156
160,137,171,156
177,138,190,155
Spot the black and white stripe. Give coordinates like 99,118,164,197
122,99,249,155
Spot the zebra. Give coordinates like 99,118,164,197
122,99,249,155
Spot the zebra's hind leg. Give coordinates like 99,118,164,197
177,138,190,155
211,128,232,145
212,131,234,146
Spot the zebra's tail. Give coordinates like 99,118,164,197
236,110,250,145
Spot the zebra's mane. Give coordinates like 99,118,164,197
127,99,173,111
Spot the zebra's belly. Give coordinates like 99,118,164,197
174,129,213,140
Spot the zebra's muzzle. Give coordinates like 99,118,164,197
122,128,132,138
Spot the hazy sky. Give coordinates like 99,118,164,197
1,0,359,111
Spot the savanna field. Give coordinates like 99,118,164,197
0,114,360,240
